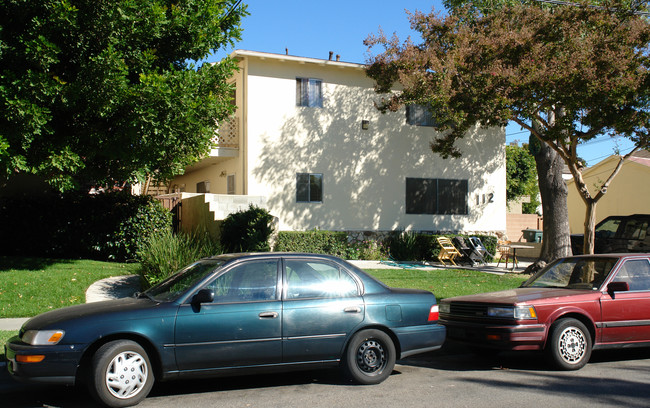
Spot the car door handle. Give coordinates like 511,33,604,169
258,312,278,319
344,306,362,313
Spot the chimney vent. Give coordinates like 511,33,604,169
329,51,333,60
336,54,340,62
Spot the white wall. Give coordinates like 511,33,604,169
242,55,506,233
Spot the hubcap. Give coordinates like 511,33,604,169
356,339,386,374
105,351,148,399
558,326,586,364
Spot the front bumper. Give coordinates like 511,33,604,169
5,335,83,385
394,324,446,359
441,319,546,351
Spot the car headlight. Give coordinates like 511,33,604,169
514,305,537,320
22,330,65,345
487,306,514,318
439,303,450,314
487,305,537,320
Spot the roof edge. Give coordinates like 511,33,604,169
230,50,366,69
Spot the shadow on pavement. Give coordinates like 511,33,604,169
401,340,650,371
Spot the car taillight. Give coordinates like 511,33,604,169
428,305,439,322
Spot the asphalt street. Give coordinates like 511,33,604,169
2,342,649,408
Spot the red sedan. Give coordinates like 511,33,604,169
439,254,650,370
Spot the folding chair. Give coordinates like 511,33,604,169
452,236,476,266
437,237,461,266
496,240,517,269
468,236,491,264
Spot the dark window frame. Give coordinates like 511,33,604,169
296,77,323,108
406,104,437,127
296,173,323,203
405,177,468,215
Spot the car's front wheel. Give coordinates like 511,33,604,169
546,318,592,370
89,340,154,408
343,329,396,385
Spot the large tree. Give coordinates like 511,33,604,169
0,0,246,191
365,1,649,265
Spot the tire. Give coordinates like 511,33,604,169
343,329,396,385
546,318,592,371
89,340,154,408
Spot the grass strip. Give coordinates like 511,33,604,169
0,257,140,318
365,268,528,300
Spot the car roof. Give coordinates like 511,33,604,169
206,252,347,262
567,253,650,260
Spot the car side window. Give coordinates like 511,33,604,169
204,260,278,303
621,221,649,240
285,260,358,299
613,259,650,291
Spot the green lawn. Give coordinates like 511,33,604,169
0,257,140,318
365,268,528,300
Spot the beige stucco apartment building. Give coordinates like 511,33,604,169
168,50,506,236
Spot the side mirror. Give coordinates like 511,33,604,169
607,281,629,298
192,288,214,306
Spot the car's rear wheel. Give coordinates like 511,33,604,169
89,340,154,408
546,318,592,370
343,329,396,385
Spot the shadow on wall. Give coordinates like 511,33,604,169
251,80,504,232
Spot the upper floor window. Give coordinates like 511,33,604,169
406,177,468,215
296,173,323,203
406,104,436,127
296,78,323,108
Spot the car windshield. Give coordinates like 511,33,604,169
521,257,619,290
144,259,224,302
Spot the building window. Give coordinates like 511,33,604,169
197,181,210,193
406,104,436,127
296,78,323,107
406,178,468,215
297,173,323,202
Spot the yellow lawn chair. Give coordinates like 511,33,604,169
437,237,461,266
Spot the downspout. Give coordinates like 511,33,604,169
241,56,248,195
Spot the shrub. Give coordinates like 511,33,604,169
349,240,390,260
385,230,421,261
220,205,275,253
137,229,222,288
0,192,171,261
274,230,353,257
386,232,497,263
93,194,172,261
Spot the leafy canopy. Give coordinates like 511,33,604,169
0,0,247,190
365,1,649,160
506,144,537,201
365,0,649,254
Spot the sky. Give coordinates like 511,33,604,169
208,0,637,167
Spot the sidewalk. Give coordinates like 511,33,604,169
0,259,531,331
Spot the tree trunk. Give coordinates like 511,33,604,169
583,199,597,255
525,135,572,273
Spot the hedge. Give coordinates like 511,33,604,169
274,230,353,258
0,191,171,261
274,230,497,262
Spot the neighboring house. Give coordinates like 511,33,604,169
167,50,506,237
566,149,650,234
